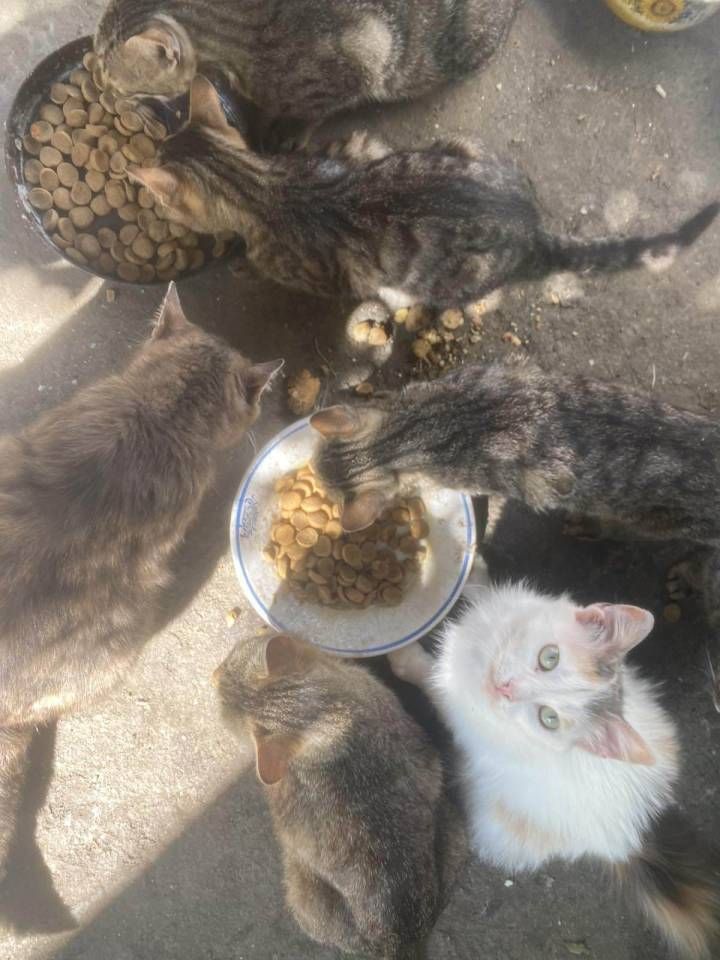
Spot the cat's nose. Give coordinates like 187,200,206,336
495,681,514,701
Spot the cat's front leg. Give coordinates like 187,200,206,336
0,727,33,883
322,129,392,164
387,642,435,694
343,300,394,386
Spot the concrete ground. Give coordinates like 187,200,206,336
1,1,719,958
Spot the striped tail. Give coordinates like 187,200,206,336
532,201,719,277
619,808,720,959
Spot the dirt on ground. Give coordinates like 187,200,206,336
0,1,719,959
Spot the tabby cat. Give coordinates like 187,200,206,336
130,77,719,315
0,285,281,880
213,628,467,958
309,360,720,707
94,0,520,138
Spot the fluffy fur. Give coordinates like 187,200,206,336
213,629,466,959
0,285,281,880
129,78,719,311
94,0,519,133
310,360,720,704
389,579,720,958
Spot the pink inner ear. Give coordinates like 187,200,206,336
576,715,655,766
576,606,605,630
309,406,358,438
575,603,654,657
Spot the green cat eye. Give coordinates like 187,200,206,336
539,705,559,730
538,644,560,671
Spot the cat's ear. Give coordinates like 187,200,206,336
310,406,384,439
241,358,285,405
153,282,192,339
128,166,181,207
309,406,359,438
263,633,313,677
341,489,387,532
575,603,654,659
253,729,300,785
123,29,181,69
189,75,228,131
576,715,655,766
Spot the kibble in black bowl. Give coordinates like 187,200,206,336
6,36,237,285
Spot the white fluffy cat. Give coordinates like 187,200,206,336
389,570,719,959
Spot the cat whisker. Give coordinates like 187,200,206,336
703,645,720,712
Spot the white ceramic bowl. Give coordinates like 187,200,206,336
230,418,477,657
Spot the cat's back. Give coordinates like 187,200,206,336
0,378,190,646
347,146,537,235
272,663,447,850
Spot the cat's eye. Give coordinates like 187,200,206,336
538,644,560,671
539,705,559,730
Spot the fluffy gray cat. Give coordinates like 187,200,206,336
309,360,720,708
0,285,281,882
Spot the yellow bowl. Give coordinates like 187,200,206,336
604,0,720,31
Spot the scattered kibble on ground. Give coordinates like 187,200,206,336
286,369,321,416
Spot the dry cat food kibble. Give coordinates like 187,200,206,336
22,49,235,281
264,464,428,609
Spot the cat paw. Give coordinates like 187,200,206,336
387,642,433,688
665,558,704,600
345,301,394,367
464,289,503,322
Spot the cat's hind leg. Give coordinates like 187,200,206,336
0,727,33,883
284,857,369,954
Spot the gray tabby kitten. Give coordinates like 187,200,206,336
0,285,281,881
131,78,719,313
213,628,467,959
309,360,720,707
94,0,519,134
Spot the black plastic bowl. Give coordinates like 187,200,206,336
5,36,243,285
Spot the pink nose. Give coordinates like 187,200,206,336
495,681,514,701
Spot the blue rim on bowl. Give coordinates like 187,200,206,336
230,417,477,657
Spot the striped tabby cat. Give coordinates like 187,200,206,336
130,77,719,316
309,359,720,709
94,0,520,138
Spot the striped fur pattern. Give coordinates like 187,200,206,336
131,78,719,309
389,582,720,958
213,630,466,958
94,0,520,125
0,286,279,880
310,359,720,704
